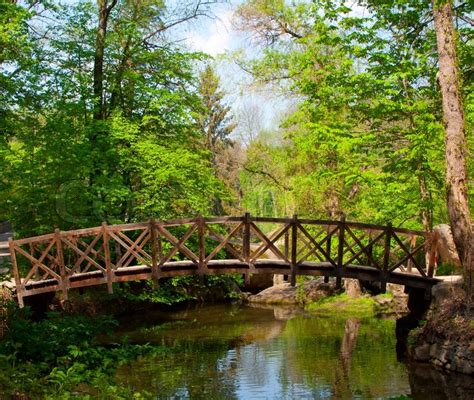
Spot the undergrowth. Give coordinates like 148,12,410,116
410,287,474,345
0,305,163,398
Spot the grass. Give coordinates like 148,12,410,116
306,293,377,317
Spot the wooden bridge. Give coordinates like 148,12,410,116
8,215,440,307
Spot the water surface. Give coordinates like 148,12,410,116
114,304,473,399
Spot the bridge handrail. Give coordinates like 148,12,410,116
12,217,430,242
8,215,438,307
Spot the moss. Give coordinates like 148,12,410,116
306,293,376,317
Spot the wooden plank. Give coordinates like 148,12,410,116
157,224,199,263
106,222,149,232
159,224,197,264
13,244,62,281
198,216,207,275
297,223,338,266
381,224,392,293
116,229,150,268
389,235,427,277
150,219,160,286
61,237,106,274
252,216,293,223
161,217,198,226
427,231,438,277
203,216,243,223
205,223,244,261
22,238,56,285
249,222,289,262
69,232,103,274
108,230,152,267
290,215,297,286
204,222,243,263
251,223,291,262
14,232,56,246
243,213,251,264
343,227,384,269
63,226,102,237
9,238,24,307
102,223,113,294
55,229,68,300
336,217,345,289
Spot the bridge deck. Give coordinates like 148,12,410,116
8,215,440,306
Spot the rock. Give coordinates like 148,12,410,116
433,224,461,268
248,283,297,305
0,278,16,290
243,273,274,293
344,278,361,298
414,343,431,361
302,279,336,303
413,339,474,376
248,279,337,305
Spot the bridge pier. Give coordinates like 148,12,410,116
396,286,432,358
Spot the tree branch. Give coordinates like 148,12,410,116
244,167,291,191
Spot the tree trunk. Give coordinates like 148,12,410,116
432,1,473,296
93,0,107,120
93,0,117,121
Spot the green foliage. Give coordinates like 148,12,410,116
237,0,472,229
0,306,159,398
306,293,376,317
0,0,225,237
113,274,244,305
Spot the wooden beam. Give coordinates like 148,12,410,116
381,224,392,293
55,229,68,300
290,215,298,286
102,223,113,294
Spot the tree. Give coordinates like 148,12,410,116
432,0,473,295
0,1,226,235
197,65,236,158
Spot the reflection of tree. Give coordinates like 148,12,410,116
407,362,474,400
333,318,361,399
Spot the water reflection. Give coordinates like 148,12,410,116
113,304,473,399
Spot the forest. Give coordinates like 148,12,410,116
1,0,472,286
0,1,473,398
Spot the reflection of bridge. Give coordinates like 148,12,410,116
8,215,440,306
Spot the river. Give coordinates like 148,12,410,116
112,303,473,399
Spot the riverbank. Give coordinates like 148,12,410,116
408,277,474,375
245,278,409,317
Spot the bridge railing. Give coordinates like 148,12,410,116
8,215,437,306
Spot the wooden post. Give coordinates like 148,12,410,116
55,229,68,301
284,228,289,260
381,223,392,293
157,222,163,276
290,214,298,286
336,216,346,289
325,226,331,283
9,238,24,308
243,213,250,262
367,231,374,267
150,219,159,287
243,213,251,284
197,216,206,277
102,223,113,294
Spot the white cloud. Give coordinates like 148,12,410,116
186,10,234,56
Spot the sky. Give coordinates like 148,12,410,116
173,0,369,138
172,0,291,136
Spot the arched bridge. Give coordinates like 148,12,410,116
8,215,440,307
